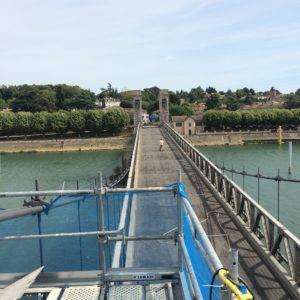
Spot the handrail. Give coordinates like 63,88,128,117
163,122,300,245
112,123,141,268
218,164,300,183
179,191,223,272
163,122,300,296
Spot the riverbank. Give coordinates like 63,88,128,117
0,135,132,153
187,130,300,146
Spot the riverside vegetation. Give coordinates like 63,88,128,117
0,108,129,136
203,109,300,130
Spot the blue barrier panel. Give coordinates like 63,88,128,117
0,214,40,273
178,183,221,300
0,193,125,273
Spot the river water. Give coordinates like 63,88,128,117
0,150,123,208
199,143,300,238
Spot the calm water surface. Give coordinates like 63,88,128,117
199,143,300,238
0,150,122,208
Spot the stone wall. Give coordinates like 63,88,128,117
187,130,300,146
0,136,132,153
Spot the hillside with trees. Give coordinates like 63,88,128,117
0,84,96,112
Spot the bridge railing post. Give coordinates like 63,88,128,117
177,169,183,272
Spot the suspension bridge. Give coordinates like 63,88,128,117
0,89,299,299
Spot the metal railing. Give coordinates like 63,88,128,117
163,122,300,298
0,181,255,299
112,123,140,268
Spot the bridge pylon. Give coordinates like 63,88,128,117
159,89,169,123
131,90,142,133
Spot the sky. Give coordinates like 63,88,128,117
0,0,300,94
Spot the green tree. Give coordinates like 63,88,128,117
69,110,86,132
103,108,129,133
14,112,34,134
0,99,8,110
203,110,224,129
273,109,294,126
49,111,69,133
206,94,221,110
224,95,243,111
169,91,180,105
285,94,300,109
169,104,194,116
240,110,255,128
0,112,16,135
31,111,50,134
85,109,104,132
12,86,56,112
292,109,300,124
189,86,205,103
205,86,217,94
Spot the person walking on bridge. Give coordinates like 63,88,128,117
159,138,164,152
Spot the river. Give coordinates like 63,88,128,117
199,143,300,238
0,150,123,208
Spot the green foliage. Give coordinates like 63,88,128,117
203,109,300,130
142,87,160,102
205,86,217,94
170,103,194,116
292,109,300,124
14,112,34,134
69,110,86,132
168,91,180,105
49,111,69,133
224,95,243,111
98,83,119,99
103,107,129,133
0,84,95,113
0,112,16,134
206,94,221,110
189,86,206,103
120,99,133,108
85,109,104,132
285,94,300,109
202,110,223,129
55,85,96,110
0,108,130,136
31,111,50,134
0,99,8,110
12,85,56,112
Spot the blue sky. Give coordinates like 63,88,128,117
0,0,300,94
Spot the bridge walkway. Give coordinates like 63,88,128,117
132,126,289,300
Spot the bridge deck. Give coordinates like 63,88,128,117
132,126,289,300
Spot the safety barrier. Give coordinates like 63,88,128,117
163,122,300,298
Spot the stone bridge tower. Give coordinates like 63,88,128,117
132,90,142,132
159,89,169,123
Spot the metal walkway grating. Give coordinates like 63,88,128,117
108,283,173,300
61,286,101,300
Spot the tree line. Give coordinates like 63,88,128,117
203,109,300,130
0,108,129,136
0,84,96,112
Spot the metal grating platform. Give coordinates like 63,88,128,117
60,286,101,300
108,285,143,300
146,284,171,300
108,284,172,300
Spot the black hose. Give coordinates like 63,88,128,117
209,268,228,300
